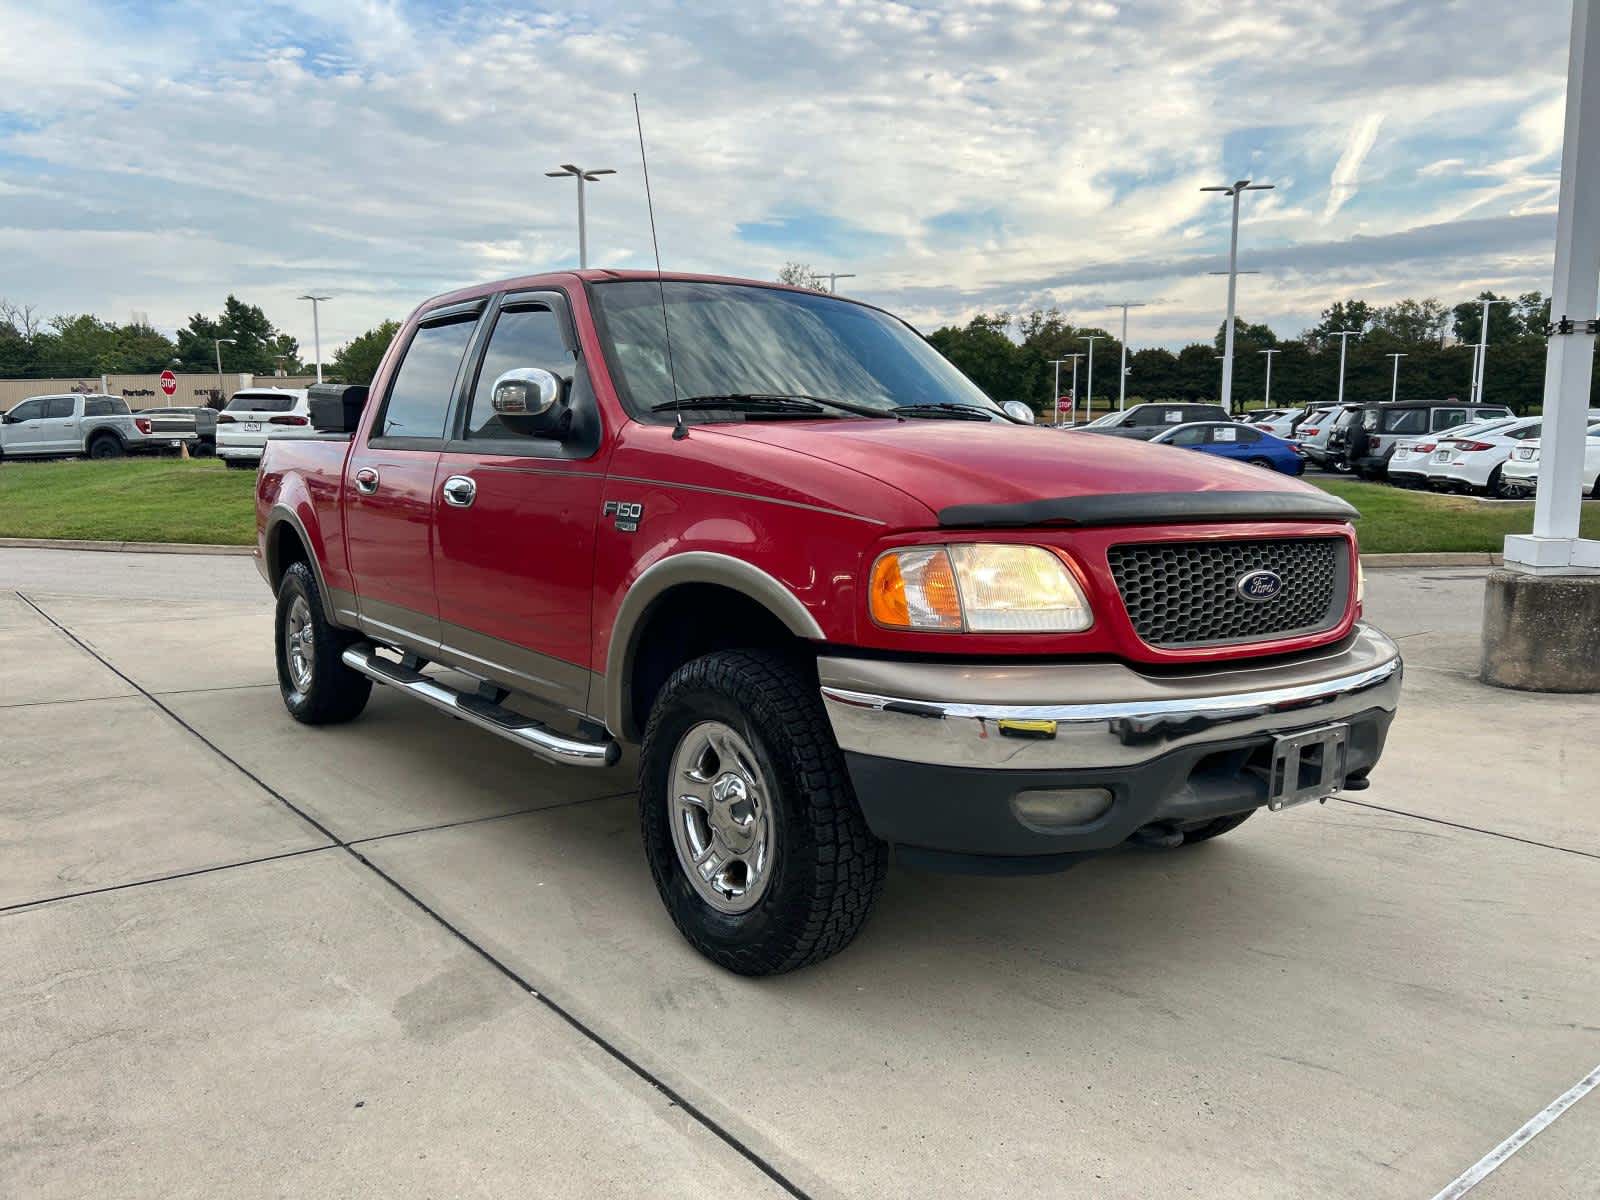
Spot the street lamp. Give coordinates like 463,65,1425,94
1108,301,1148,412
297,294,331,384
820,272,856,294
214,338,236,406
1259,348,1280,408
1326,330,1361,409
1386,352,1407,403
544,163,617,268
1080,334,1104,421
1469,297,1513,404
1061,353,1084,425
1201,178,1274,414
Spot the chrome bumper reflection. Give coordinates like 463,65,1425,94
819,627,1402,771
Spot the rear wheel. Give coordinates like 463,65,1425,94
274,561,370,724
1486,465,1508,498
639,649,888,975
87,435,124,460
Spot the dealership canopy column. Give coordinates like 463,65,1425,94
1482,0,1600,691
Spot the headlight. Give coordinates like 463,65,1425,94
868,544,1093,632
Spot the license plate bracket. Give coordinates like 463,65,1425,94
1267,723,1350,811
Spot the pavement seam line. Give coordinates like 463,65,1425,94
1337,797,1600,862
1429,1062,1600,1199
346,789,639,848
0,845,337,916
13,590,811,1200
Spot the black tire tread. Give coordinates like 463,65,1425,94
639,649,888,976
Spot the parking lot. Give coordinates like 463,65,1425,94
3,546,1598,1198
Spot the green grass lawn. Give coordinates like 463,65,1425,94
1313,478,1600,554
0,457,257,545
0,454,1593,555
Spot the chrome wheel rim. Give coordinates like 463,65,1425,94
284,595,314,693
668,721,775,914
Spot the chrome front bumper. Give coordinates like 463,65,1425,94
819,624,1401,773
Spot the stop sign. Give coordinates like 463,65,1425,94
159,369,177,397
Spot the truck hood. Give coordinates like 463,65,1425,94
708,419,1327,519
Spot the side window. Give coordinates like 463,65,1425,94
1432,409,1467,431
379,316,478,441
84,398,114,417
464,305,575,440
7,399,44,422
1508,425,1541,440
1235,426,1263,444
1167,426,1207,446
44,396,76,418
1385,409,1426,434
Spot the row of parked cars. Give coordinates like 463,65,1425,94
0,387,314,467
1247,399,1600,498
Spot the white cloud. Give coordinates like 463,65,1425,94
0,0,1577,352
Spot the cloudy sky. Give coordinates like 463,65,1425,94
0,0,1578,358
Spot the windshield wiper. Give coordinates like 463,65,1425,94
652,393,899,420
894,403,999,421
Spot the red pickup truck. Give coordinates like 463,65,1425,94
255,271,1402,975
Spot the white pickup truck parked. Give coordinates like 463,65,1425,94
0,393,196,460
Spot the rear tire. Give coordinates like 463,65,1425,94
274,561,371,725
639,649,888,976
87,435,124,460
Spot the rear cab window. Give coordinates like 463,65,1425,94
83,397,129,417
373,313,479,444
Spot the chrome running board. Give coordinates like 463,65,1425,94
341,643,621,768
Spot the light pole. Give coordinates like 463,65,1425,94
1049,357,1068,425
1062,353,1084,425
544,163,617,268
1108,302,1147,412
214,338,236,406
1327,330,1361,408
297,294,330,384
1386,352,1407,403
1259,348,1280,408
1201,179,1274,414
821,272,856,294
1080,335,1103,420
1469,297,1513,404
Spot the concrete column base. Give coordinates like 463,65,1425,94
1480,568,1600,692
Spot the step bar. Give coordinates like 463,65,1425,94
341,643,621,768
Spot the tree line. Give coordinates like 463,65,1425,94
0,296,398,389
924,292,1594,416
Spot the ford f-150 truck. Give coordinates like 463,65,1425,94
256,271,1401,975
0,393,197,459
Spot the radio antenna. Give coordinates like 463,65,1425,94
632,92,685,439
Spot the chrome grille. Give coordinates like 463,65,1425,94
1107,538,1345,648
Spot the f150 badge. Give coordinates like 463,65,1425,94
603,500,643,533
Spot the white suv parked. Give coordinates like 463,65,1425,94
216,389,312,469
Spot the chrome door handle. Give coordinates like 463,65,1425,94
442,475,477,508
354,467,379,496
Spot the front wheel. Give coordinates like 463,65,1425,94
274,561,371,724
639,649,888,975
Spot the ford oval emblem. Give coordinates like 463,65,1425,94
1236,569,1283,602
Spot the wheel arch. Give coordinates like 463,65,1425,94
264,506,342,626
604,552,826,743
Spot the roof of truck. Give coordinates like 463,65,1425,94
413,269,853,316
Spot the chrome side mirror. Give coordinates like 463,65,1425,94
491,367,561,418
1002,400,1036,424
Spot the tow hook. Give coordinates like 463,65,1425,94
1129,823,1185,849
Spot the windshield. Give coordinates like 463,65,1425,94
590,281,1002,420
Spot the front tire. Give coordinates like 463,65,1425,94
639,649,888,976
274,561,371,725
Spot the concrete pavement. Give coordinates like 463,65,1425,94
2,547,1597,1198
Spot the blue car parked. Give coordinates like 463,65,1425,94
1149,421,1305,475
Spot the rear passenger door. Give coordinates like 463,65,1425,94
344,302,483,652
40,396,81,454
430,291,608,713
